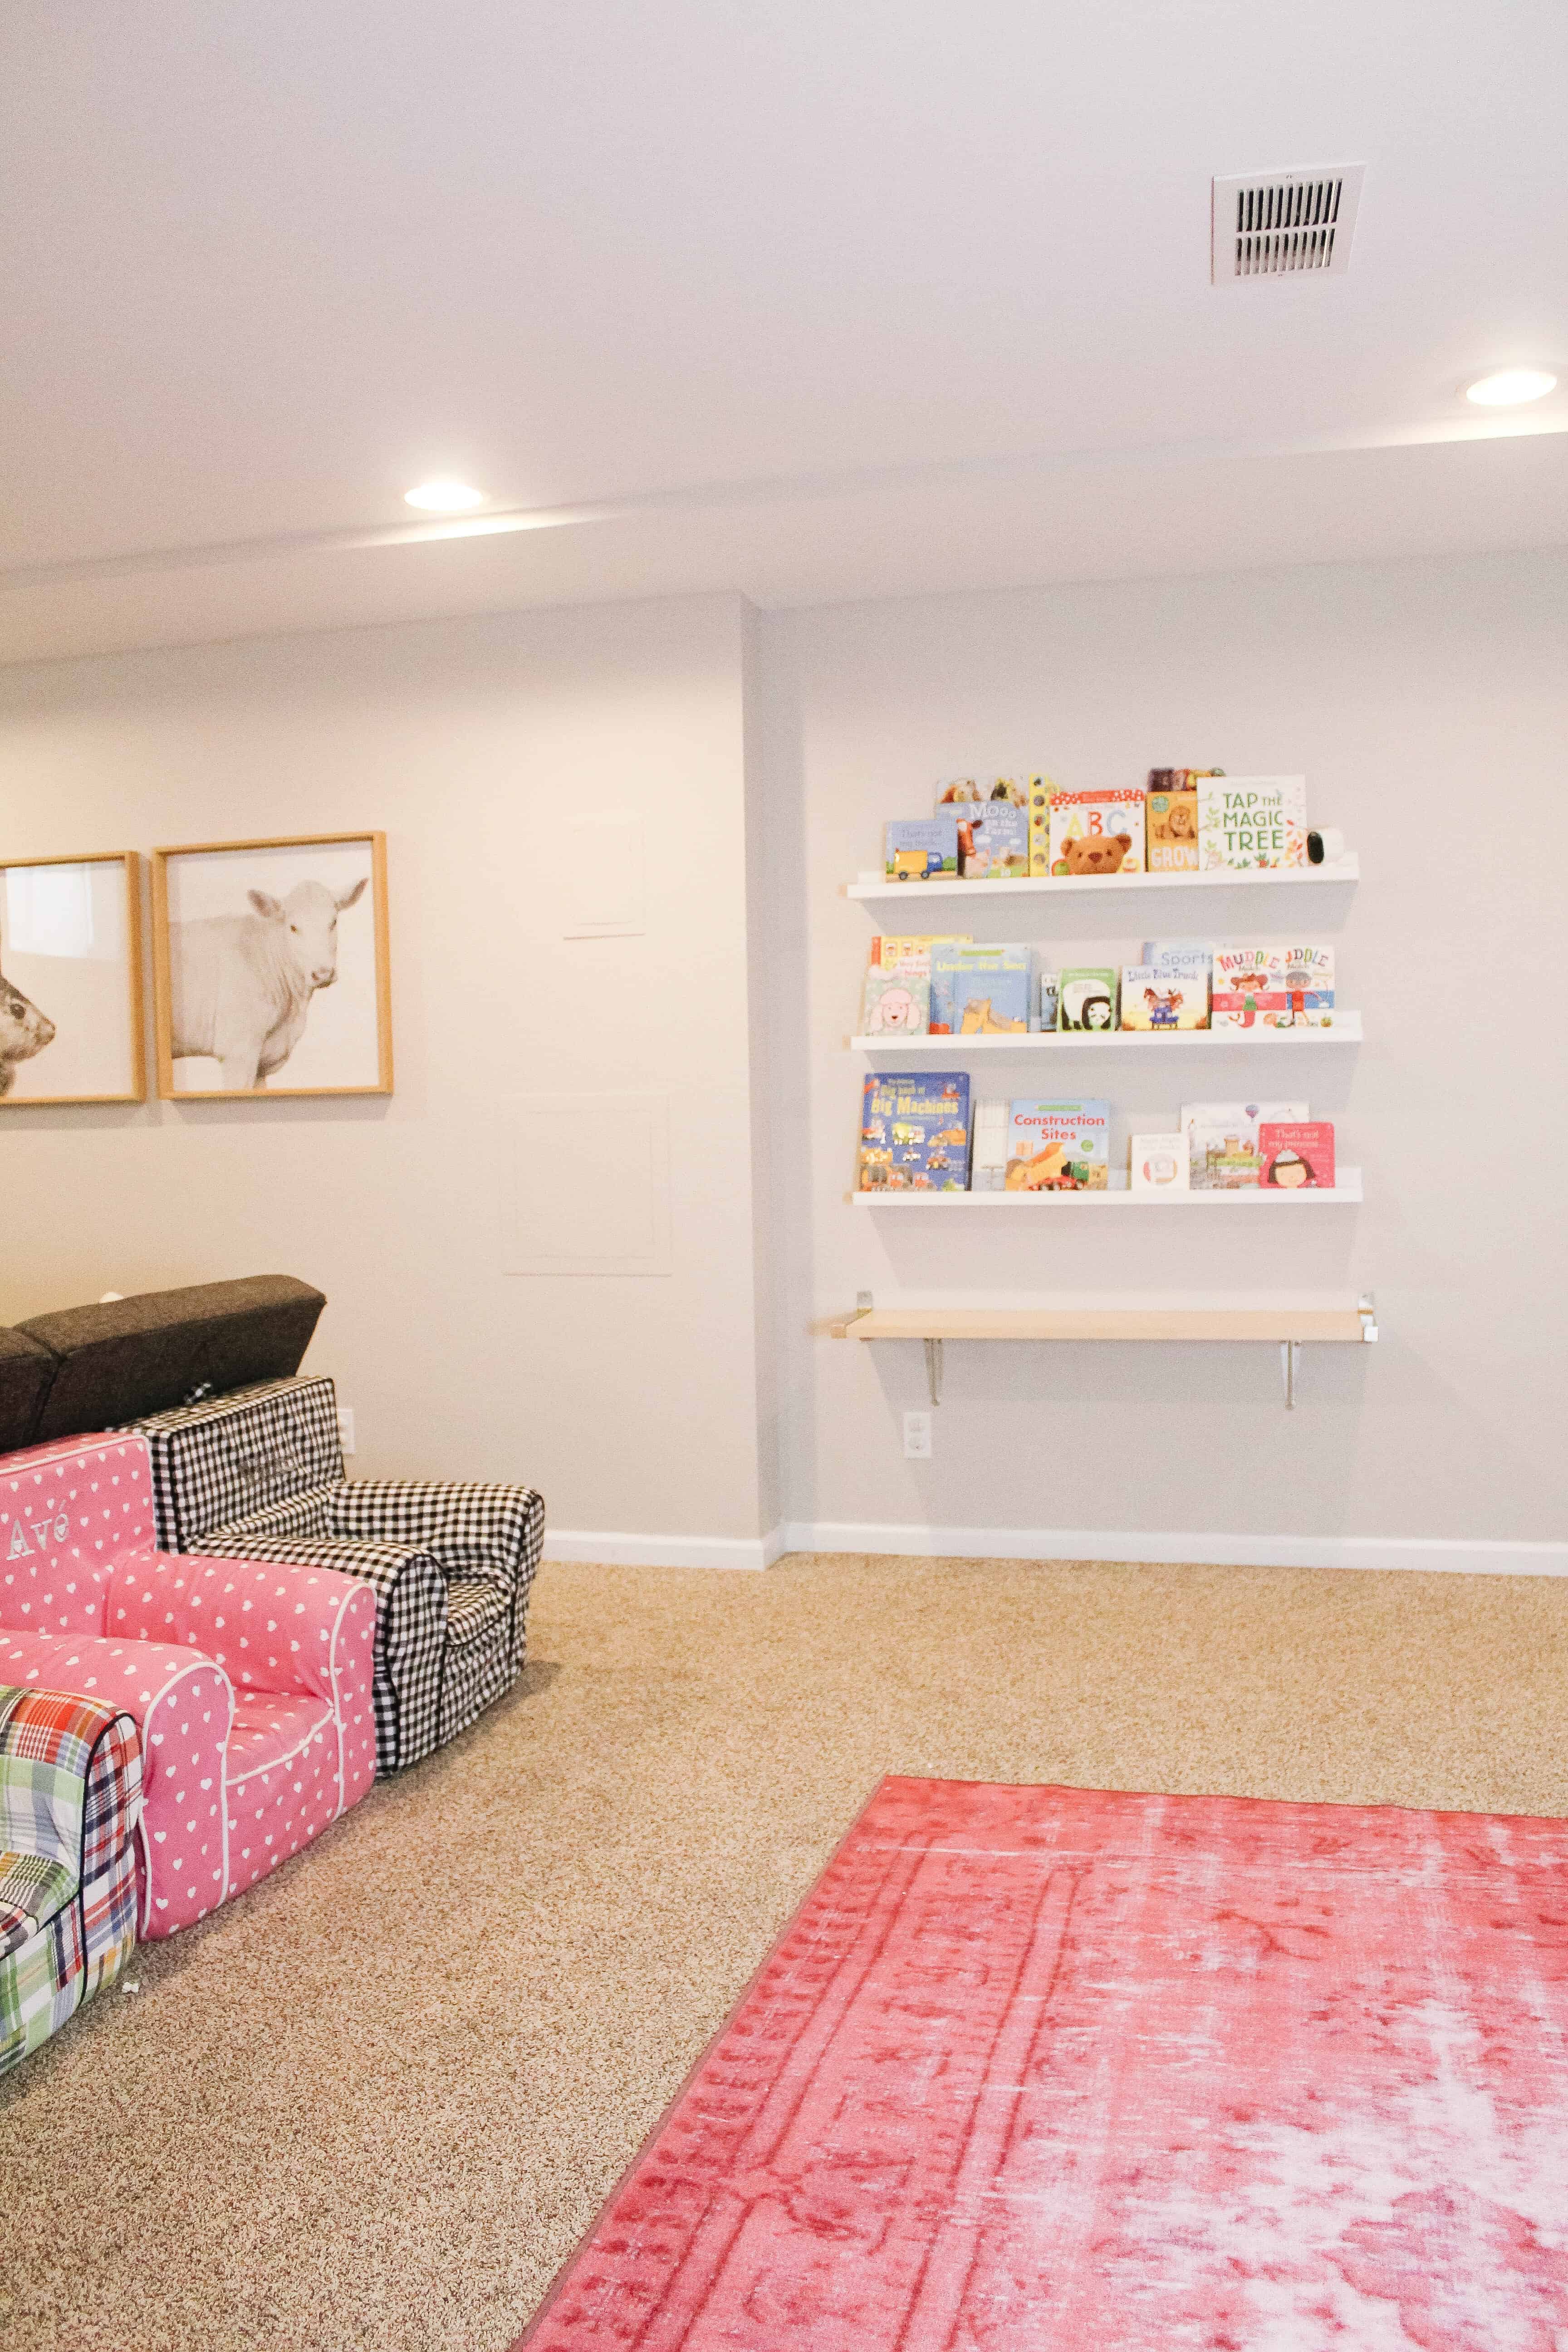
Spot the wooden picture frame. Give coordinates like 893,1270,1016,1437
0,850,146,1106
151,832,393,1100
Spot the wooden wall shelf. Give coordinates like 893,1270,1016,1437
845,855,1359,904
831,1295,1378,1406
850,1013,1361,1053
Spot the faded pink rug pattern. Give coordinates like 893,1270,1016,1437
519,1776,1568,2349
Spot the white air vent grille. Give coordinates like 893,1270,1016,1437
1212,165,1364,282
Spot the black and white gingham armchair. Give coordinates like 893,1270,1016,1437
128,1374,544,1773
13,1277,544,1780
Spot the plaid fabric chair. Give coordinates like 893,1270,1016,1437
1,1682,142,2074
0,1431,378,1936
129,1375,544,1775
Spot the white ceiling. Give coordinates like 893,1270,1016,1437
3,0,1566,662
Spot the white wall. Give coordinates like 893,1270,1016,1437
758,549,1568,1564
0,592,779,1557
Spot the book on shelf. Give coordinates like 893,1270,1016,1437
858,1072,971,1192
861,965,931,1035
1259,1121,1336,1189
1027,777,1054,877
859,935,970,1034
1047,786,1146,877
952,799,1029,880
1129,1131,1190,1193
936,775,1032,808
970,1097,1011,1191
1146,780,1200,872
884,815,960,881
1197,776,1308,872
930,942,1033,1034
1280,945,1336,1028
1144,939,1214,983
1058,968,1118,1031
1037,967,1059,1032
1119,963,1209,1029
1211,946,1289,1032
1005,1100,1111,1190
1181,1099,1308,1190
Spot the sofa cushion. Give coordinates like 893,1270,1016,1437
20,1276,326,1445
0,1330,54,1456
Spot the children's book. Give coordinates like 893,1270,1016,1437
1047,787,1146,877
860,935,969,1033
1211,946,1288,1032
970,1098,1011,1191
1143,940,1214,980
953,799,1029,880
1197,777,1308,872
1181,1099,1308,1189
1058,968,1118,1032
1120,963,1208,1030
936,775,1032,808
1037,968,1059,1034
1005,1100,1111,1190
1146,783,1199,871
930,942,1032,1034
858,1072,971,1192
1259,1121,1336,1190
884,815,960,881
1279,945,1336,1028
1027,777,1054,877
860,965,931,1035
1129,1132,1190,1193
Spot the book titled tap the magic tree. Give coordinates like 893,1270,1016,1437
1197,776,1307,871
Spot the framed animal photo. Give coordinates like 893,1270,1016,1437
0,851,146,1105
151,833,392,1098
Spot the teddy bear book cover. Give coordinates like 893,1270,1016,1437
1047,787,1146,877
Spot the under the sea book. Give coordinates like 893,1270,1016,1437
930,942,1032,1034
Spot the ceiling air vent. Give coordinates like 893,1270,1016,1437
1212,164,1365,283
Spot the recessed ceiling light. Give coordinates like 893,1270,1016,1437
1464,369,1557,407
403,479,486,511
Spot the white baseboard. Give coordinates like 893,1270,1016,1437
543,1525,786,1573
780,1522,1568,1578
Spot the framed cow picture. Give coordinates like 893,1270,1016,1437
150,833,393,1098
0,851,146,1106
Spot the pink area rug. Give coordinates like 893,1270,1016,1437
517,1776,1568,2349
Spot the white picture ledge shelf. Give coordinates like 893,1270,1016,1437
845,855,1359,903
852,1169,1362,1208
832,1296,1378,1408
850,1013,1362,1054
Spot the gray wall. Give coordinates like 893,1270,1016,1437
758,549,1567,1554
0,592,777,1551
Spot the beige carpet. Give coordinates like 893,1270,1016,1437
4,1550,1567,2352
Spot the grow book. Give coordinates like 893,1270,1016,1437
1058,968,1118,1031
858,1072,971,1192
1182,1099,1307,1190
1005,1100,1110,1190
1047,786,1146,877
1120,963,1208,1029
1259,1121,1336,1190
1197,776,1308,871
930,942,1032,1035
884,815,960,881
1146,783,1199,871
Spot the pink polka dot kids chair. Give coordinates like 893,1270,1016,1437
0,1419,377,1937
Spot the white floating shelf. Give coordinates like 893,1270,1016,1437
845,855,1358,903
850,1013,1362,1053
852,1170,1362,1208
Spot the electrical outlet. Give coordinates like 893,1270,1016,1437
338,1406,356,1456
903,1410,932,1460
